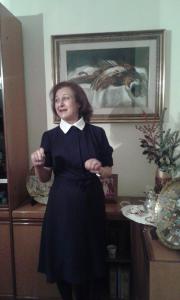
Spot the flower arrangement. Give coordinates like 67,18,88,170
136,108,180,174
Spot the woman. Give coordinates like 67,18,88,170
31,81,113,300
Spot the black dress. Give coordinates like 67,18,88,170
38,123,113,284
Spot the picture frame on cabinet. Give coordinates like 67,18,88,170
52,30,165,123
100,174,118,203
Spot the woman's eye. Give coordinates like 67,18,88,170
55,95,71,103
63,96,70,100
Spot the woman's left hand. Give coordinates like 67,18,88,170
84,158,102,173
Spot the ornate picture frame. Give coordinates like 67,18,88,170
52,30,165,123
100,174,118,203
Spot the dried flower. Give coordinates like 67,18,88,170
136,108,180,173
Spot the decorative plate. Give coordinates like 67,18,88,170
156,177,180,249
26,168,53,205
121,204,156,226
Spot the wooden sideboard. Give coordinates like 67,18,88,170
131,222,180,300
12,197,142,300
9,197,180,300
12,199,131,300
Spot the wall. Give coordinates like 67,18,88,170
1,0,180,196
1,0,10,8
160,0,180,123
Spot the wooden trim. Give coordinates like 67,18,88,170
12,220,43,225
12,197,145,222
143,226,155,260
0,220,11,224
0,210,10,221
0,223,14,297
15,296,62,300
0,296,14,300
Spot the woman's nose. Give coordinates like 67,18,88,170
57,99,64,106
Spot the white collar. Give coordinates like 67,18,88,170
60,117,85,134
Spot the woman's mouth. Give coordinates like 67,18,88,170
59,109,67,113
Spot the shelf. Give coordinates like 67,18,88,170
0,178,8,183
109,298,126,300
12,199,129,221
12,196,144,220
12,200,45,222
106,256,131,264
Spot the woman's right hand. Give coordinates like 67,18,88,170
31,147,45,167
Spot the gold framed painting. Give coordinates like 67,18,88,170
52,30,165,123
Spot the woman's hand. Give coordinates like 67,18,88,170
31,147,45,167
31,148,52,182
84,158,102,173
84,158,112,178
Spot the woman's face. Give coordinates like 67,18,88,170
55,87,80,123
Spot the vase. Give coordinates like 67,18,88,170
154,168,172,194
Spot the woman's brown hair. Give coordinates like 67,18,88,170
50,81,93,122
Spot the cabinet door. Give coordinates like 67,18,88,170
13,223,60,299
0,2,28,211
130,223,149,300
0,222,14,297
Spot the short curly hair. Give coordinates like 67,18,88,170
50,81,93,122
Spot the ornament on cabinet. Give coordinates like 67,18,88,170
26,167,53,205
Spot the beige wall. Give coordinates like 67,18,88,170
1,0,180,196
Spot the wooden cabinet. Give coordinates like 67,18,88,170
13,223,60,299
12,203,60,300
0,3,28,211
131,223,180,300
0,211,14,299
0,3,28,299
12,200,134,300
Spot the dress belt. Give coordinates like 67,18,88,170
54,174,99,190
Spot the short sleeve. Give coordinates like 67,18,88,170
40,131,52,168
99,128,113,167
